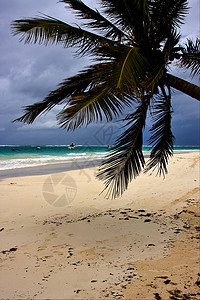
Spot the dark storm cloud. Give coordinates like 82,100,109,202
0,0,91,144
0,0,199,145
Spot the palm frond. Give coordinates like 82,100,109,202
145,87,174,176
13,66,97,124
11,15,115,56
60,0,126,41
142,31,181,91
116,46,150,94
149,0,188,43
94,43,130,61
162,30,181,60
178,38,200,77
56,46,150,130
56,56,136,129
13,44,150,126
97,95,150,198
57,86,128,130
13,60,133,125
100,0,150,42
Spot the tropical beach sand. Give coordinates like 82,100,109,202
0,152,199,299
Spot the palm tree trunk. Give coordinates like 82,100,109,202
166,73,200,101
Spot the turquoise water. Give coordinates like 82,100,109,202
0,145,199,170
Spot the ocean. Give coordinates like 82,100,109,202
0,145,199,172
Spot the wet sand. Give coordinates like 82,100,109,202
0,152,199,299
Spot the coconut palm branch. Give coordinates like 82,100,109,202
149,0,189,34
142,30,181,91
11,0,200,198
177,38,200,77
57,86,124,130
60,0,127,41
56,45,150,130
97,95,150,198
145,87,175,176
13,47,149,126
11,15,116,56
13,65,104,124
100,0,151,40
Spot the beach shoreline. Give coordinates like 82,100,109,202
0,151,199,299
0,158,103,180
0,149,199,180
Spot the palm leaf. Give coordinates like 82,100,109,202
100,0,150,42
178,38,200,77
13,60,134,125
11,15,115,56
56,47,150,129
56,56,137,129
142,31,181,91
57,86,128,130
162,30,181,60
149,0,188,44
145,87,174,176
12,62,118,123
97,95,150,198
13,66,98,124
94,43,130,61
13,45,149,126
60,0,126,41
116,46,150,94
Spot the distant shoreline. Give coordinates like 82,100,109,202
0,150,199,180
0,158,103,180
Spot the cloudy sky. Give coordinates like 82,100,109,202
0,0,199,146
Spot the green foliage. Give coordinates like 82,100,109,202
145,88,175,176
11,0,200,197
98,96,149,198
178,38,200,77
11,15,115,56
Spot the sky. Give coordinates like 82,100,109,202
0,0,199,146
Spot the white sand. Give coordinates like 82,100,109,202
0,151,199,299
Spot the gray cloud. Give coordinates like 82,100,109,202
0,0,199,145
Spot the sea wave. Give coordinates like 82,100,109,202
0,153,106,170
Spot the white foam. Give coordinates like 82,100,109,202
0,153,107,170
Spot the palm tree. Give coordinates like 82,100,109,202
11,0,200,198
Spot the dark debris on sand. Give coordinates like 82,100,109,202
34,199,200,299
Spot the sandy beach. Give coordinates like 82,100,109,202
0,151,199,299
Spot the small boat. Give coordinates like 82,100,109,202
68,143,76,150
36,147,41,150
